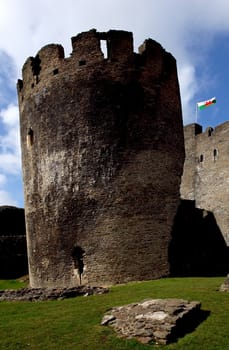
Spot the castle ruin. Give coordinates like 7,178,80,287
181,122,229,245
17,29,185,288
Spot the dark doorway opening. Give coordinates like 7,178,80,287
72,246,85,284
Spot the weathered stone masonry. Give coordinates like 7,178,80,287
181,122,229,245
17,29,184,288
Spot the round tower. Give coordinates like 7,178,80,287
18,29,185,288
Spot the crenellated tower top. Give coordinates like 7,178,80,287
17,29,176,103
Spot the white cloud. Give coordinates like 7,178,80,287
0,190,18,206
0,153,21,175
0,104,19,127
0,0,229,67
0,174,6,187
178,64,198,124
0,167,20,206
0,51,17,109
0,103,21,205
0,104,21,174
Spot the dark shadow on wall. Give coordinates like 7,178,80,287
169,200,229,276
0,206,28,278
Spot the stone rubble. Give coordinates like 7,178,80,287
101,298,202,345
0,286,108,301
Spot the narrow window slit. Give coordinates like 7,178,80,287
199,154,204,162
27,127,34,147
213,149,218,161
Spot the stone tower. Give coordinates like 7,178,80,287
17,29,184,288
181,121,229,245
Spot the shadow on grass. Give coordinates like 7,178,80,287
170,309,211,344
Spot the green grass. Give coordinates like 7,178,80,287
0,277,228,349
0,278,27,290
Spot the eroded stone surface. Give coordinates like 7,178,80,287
101,298,202,345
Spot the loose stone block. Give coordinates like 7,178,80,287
101,298,202,345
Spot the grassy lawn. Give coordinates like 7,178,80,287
0,277,228,350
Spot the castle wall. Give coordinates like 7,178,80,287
180,124,202,200
17,29,184,288
181,122,229,245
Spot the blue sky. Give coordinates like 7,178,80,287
0,0,229,208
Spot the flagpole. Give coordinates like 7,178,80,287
195,103,198,123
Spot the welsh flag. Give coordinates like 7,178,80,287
197,97,216,110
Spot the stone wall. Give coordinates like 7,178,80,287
0,206,28,278
18,29,184,288
181,122,229,245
